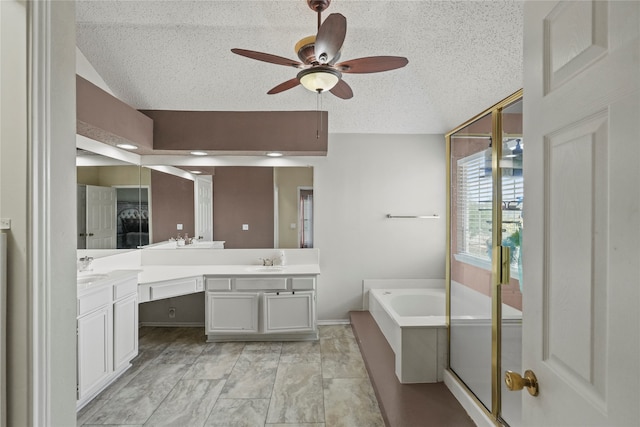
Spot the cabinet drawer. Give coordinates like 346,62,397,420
113,279,138,300
235,277,287,291
291,277,316,290
206,278,232,291
149,277,198,300
78,286,111,316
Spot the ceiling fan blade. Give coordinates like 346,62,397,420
314,13,347,64
267,78,301,95
329,79,353,99
336,56,409,74
231,48,304,69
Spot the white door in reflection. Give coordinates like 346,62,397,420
86,185,116,249
195,176,213,241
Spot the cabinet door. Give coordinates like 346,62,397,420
77,306,112,399
206,292,259,333
263,291,315,333
113,294,138,372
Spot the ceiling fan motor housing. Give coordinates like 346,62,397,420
295,35,317,63
307,0,331,13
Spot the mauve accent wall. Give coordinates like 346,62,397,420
151,170,195,242
213,167,274,248
140,110,328,155
76,75,153,150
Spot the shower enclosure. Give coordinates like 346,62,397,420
446,91,523,426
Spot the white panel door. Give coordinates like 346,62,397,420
194,176,213,241
522,1,639,425
86,185,116,249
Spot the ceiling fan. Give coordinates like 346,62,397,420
231,0,409,99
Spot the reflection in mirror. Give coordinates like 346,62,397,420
77,152,149,249
147,165,313,249
77,148,313,250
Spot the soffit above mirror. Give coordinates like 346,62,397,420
76,75,328,157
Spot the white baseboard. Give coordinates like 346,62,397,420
317,319,350,325
138,321,205,328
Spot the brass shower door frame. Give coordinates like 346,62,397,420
445,89,523,425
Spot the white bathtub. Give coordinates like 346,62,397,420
368,288,447,383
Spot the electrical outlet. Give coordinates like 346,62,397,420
168,307,176,318
177,224,183,230
242,224,249,231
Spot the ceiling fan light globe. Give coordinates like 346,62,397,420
298,69,340,93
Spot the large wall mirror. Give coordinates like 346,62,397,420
77,148,314,250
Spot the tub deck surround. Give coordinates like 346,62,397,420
369,288,447,384
350,311,475,427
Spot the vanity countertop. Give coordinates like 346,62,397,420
136,264,321,284
77,269,140,292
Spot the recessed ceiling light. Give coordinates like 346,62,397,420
190,170,203,175
266,152,283,157
116,143,138,150
190,151,208,156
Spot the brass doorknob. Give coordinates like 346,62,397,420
505,370,539,396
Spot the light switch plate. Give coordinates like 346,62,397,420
242,224,249,231
177,224,183,230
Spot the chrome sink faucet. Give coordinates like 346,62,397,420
78,256,93,272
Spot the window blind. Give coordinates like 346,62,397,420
457,148,523,267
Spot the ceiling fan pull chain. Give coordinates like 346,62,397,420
316,91,322,139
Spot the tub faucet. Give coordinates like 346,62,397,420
78,256,93,272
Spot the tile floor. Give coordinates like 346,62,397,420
77,325,385,427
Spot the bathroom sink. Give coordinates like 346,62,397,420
77,274,108,285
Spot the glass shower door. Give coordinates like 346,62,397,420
448,112,494,410
499,99,524,426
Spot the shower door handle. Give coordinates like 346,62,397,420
493,245,511,285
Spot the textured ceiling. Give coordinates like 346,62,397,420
75,0,523,135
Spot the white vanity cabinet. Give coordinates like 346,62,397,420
77,272,139,410
113,279,138,372
77,294,112,402
204,275,317,341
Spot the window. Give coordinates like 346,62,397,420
456,147,523,272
